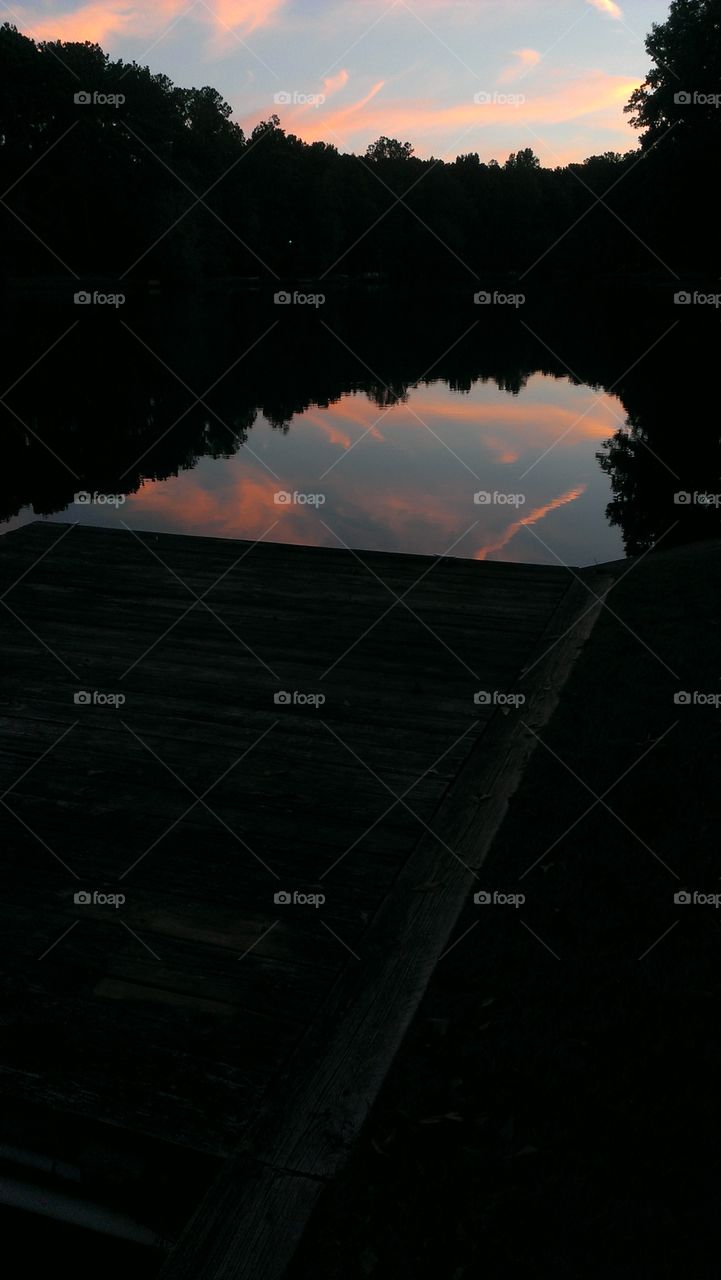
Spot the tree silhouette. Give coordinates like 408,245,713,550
365,137,415,162
626,0,721,150
1,8,719,281
504,148,541,170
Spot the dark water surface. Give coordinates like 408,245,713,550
2,286,719,564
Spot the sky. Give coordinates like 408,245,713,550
10,0,671,165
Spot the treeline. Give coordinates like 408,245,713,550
1,0,719,282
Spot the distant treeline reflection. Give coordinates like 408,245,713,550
0,292,718,557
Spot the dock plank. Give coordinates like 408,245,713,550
0,521,605,1271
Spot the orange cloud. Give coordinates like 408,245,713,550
129,467,325,544
498,48,541,85
213,0,285,33
130,471,268,536
302,395,387,446
484,437,520,464
407,393,620,446
323,69,350,98
288,71,638,154
308,393,617,465
28,1,143,44
128,459,469,555
25,0,284,47
296,383,622,469
302,411,353,451
474,484,587,560
587,0,623,18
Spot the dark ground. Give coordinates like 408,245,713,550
287,538,721,1279
0,1205,160,1277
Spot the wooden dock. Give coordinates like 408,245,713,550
0,522,614,1276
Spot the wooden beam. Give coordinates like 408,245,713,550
158,567,616,1280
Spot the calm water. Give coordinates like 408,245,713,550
1,289,718,563
3,374,625,565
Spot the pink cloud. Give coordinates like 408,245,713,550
304,397,386,443
25,0,285,47
474,484,587,560
323,68,350,98
129,468,319,543
284,71,638,156
586,0,623,19
213,0,286,34
28,1,144,44
498,48,541,85
408,392,620,447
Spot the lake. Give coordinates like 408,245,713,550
1,287,718,563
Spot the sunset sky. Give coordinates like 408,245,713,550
10,0,670,165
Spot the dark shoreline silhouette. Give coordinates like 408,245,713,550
1,288,719,557
2,1,720,285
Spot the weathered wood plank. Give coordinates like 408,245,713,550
157,568,614,1279
0,522,590,1219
